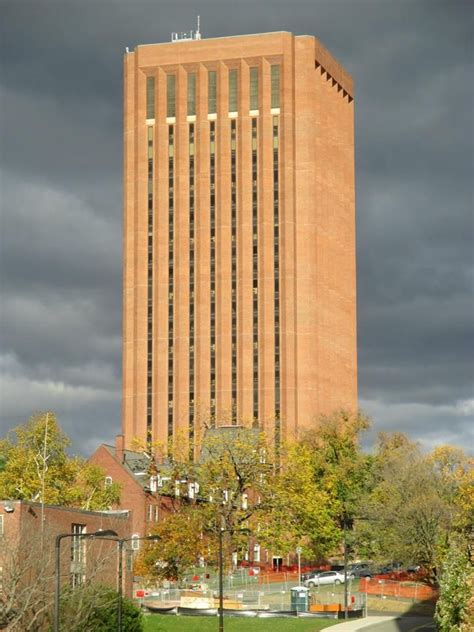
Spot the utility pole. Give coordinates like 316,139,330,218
343,516,348,619
218,526,224,632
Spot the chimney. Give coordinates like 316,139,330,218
115,434,125,463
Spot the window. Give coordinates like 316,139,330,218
187,73,196,116
131,534,140,551
154,505,159,522
271,66,280,109
146,76,155,119
208,70,217,114
253,544,261,563
229,69,238,112
71,524,86,563
250,67,259,110
167,74,176,118
71,523,86,588
104,476,112,487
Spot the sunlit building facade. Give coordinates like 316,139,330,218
122,31,357,456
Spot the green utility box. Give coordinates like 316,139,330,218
290,586,309,613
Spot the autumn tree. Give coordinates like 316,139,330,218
135,426,274,581
0,521,56,631
354,432,474,582
435,534,474,632
259,410,372,561
0,412,120,510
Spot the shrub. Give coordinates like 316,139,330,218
59,584,143,632
435,537,473,632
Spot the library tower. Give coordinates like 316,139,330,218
122,31,357,454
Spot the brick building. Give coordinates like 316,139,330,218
89,434,175,538
0,500,133,601
122,30,357,456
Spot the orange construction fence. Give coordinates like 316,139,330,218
359,577,438,602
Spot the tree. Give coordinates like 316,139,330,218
0,412,120,510
435,535,474,632
355,433,472,582
0,522,56,631
260,410,372,561
258,439,339,559
135,426,275,580
134,507,215,581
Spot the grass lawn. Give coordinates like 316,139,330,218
143,614,339,632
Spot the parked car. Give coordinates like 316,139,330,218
407,564,421,574
301,570,322,583
347,563,374,578
304,570,349,587
377,562,403,575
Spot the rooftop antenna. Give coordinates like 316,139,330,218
171,15,202,42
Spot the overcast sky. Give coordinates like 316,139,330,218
0,0,472,456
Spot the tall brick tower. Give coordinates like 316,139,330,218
122,31,357,455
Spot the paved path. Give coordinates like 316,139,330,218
328,615,435,632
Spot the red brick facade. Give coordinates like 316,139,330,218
0,500,133,596
122,31,357,455
89,435,175,538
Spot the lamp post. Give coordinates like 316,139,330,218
117,535,160,632
218,526,224,632
54,529,118,632
216,524,250,632
296,546,302,586
343,517,348,620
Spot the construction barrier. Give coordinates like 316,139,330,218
359,577,438,602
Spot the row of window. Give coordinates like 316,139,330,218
145,66,281,119
168,126,175,437
273,116,281,449
209,122,216,423
252,118,259,424
230,119,238,423
189,123,195,456
146,119,281,435
146,126,154,445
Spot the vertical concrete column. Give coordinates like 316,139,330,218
174,66,190,444
133,62,150,445
294,37,317,434
259,58,275,437
155,68,170,449
216,62,232,423
195,64,211,433
237,61,253,425
123,52,137,446
280,37,298,439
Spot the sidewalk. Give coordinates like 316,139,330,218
327,615,401,631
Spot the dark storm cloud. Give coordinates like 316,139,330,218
0,0,472,455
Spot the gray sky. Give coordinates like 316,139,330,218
0,0,473,456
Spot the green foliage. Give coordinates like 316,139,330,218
60,584,143,632
135,506,215,580
0,412,121,510
136,427,274,580
260,410,372,560
258,440,339,558
435,536,474,632
354,433,474,581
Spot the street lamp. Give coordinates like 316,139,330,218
116,535,160,632
217,525,250,632
54,529,118,632
296,546,302,586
